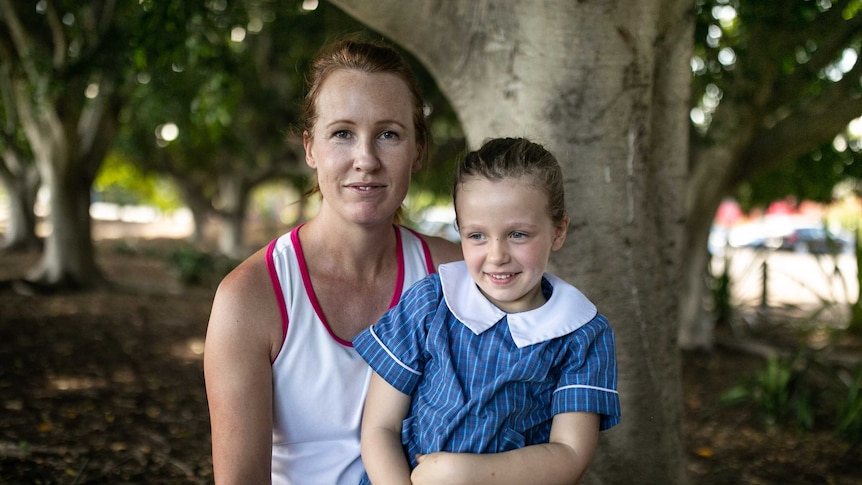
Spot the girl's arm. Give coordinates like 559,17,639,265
361,372,413,485
410,412,600,485
204,255,279,484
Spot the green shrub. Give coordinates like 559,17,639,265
835,365,862,444
721,353,814,430
168,246,216,286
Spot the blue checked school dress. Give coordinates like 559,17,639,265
352,261,620,481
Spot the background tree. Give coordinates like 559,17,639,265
116,1,318,257
330,1,692,483
681,0,862,349
116,1,462,257
0,0,199,288
0,62,40,251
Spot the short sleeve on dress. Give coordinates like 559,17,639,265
352,275,444,396
551,314,621,430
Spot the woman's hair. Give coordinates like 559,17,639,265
300,34,429,161
454,137,567,223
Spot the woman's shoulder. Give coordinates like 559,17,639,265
413,232,462,268
209,246,282,353
217,245,271,298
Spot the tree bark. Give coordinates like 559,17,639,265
331,1,692,483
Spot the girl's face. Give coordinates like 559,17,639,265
303,69,420,226
456,175,569,313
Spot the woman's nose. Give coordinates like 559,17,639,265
353,137,381,172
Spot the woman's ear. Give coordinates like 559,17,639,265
303,131,316,169
412,146,424,173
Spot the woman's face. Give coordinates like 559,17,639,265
303,69,420,227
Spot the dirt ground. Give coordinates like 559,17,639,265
1,234,861,484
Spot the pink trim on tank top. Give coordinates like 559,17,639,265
403,226,436,275
291,225,407,348
266,237,290,363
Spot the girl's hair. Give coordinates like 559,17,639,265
300,34,429,161
454,137,567,223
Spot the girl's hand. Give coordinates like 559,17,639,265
411,452,472,485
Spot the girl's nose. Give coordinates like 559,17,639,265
487,238,509,264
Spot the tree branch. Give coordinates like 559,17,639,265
0,0,38,83
770,4,862,112
43,0,67,69
738,58,862,183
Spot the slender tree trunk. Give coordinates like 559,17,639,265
0,152,40,250
216,174,249,258
176,181,211,244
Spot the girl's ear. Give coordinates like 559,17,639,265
552,215,570,251
303,131,316,169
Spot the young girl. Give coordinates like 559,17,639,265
353,137,620,485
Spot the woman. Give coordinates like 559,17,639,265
203,37,461,484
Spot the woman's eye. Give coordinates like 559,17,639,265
333,130,350,139
379,130,399,140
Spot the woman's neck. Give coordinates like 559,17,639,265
299,216,397,277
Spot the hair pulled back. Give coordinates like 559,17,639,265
300,35,429,163
455,137,567,224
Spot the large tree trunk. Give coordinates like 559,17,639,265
28,154,101,286
17,87,122,288
331,1,692,483
13,87,101,287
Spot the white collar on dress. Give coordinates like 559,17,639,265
439,261,597,348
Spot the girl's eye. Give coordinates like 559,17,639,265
510,231,527,239
467,233,485,241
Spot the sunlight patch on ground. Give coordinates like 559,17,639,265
48,375,107,391
171,337,205,362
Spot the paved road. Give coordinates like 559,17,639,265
714,247,857,323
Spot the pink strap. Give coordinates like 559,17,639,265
404,226,436,275
266,236,290,361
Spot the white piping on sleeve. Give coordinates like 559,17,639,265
370,326,422,376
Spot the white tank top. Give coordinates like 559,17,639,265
266,225,434,485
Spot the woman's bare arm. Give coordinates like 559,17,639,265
204,255,280,484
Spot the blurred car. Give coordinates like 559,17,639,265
778,227,851,254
